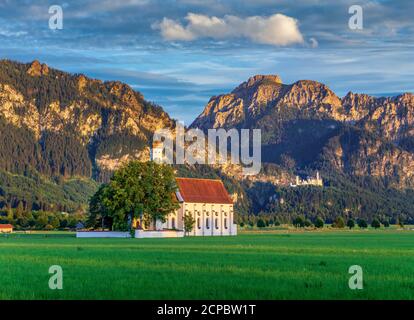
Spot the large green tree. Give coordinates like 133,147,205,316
89,161,179,231
88,184,111,229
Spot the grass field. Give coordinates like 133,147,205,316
1,229,414,300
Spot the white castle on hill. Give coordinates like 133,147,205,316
290,171,323,187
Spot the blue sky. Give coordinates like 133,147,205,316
1,0,413,124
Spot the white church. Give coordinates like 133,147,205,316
137,141,237,237
134,177,237,238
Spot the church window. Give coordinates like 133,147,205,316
224,218,228,229
206,218,210,229
171,217,175,229
197,218,201,229
215,218,219,229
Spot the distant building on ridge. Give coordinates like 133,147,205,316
290,171,323,187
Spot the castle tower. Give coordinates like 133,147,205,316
151,141,164,163
316,171,323,186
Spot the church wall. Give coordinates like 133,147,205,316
162,207,182,230
183,203,204,236
182,202,234,236
156,201,234,236
212,203,222,236
221,204,233,236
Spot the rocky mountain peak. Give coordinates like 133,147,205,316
106,81,143,110
232,74,282,93
342,91,375,103
27,60,49,77
282,80,341,108
107,81,135,98
340,92,377,121
191,74,414,158
288,80,336,97
76,74,88,92
393,92,414,104
191,75,346,130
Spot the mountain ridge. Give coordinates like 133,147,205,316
0,62,413,223
191,74,413,132
0,59,174,179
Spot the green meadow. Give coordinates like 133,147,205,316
1,229,414,300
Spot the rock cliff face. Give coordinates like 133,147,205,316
191,75,414,189
321,128,414,188
193,75,414,143
354,93,414,149
191,75,345,131
26,60,49,77
0,60,173,180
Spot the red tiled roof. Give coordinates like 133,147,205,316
0,224,13,229
176,178,233,204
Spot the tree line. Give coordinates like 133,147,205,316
0,202,86,230
238,213,399,229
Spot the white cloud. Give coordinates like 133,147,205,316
156,17,195,41
0,28,27,37
153,12,304,46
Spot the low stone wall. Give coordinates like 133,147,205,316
76,231,131,238
77,227,235,239
135,230,184,239
231,224,238,236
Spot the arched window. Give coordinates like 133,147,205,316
224,218,228,229
206,218,210,229
215,218,219,229
171,217,175,229
197,218,201,229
